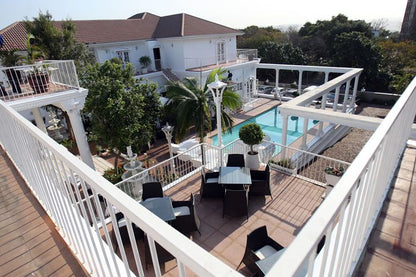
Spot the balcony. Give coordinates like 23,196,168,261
185,49,259,72
0,60,81,103
0,61,415,276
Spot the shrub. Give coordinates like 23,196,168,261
239,123,264,154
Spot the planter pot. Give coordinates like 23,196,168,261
141,68,148,74
246,152,261,169
28,72,50,94
324,173,341,186
322,173,342,198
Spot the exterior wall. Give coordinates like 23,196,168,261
89,41,152,74
158,39,185,71
182,35,237,70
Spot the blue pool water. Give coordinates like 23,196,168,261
211,106,317,146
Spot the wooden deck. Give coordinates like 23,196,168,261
0,148,87,276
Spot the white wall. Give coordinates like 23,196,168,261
158,39,185,71
90,41,152,74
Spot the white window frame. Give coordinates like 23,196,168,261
116,50,130,67
216,41,225,64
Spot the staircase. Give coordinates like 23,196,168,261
162,68,181,82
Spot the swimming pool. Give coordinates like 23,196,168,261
211,106,317,146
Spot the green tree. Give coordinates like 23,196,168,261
258,42,307,64
299,14,373,62
166,68,242,142
237,25,285,49
332,31,384,90
379,39,416,92
81,60,161,170
24,11,95,69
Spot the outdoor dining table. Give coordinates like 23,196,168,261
218,166,252,188
140,197,176,222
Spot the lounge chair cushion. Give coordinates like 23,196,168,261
173,206,191,217
255,245,279,260
206,177,219,184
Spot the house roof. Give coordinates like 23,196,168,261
0,22,28,51
0,12,241,50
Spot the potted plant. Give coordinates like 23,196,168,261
139,55,151,74
323,166,345,197
21,34,50,94
239,122,264,169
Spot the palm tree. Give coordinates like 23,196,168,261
166,68,242,143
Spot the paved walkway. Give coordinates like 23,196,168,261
356,142,416,276
0,149,87,277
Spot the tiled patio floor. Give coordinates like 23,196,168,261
135,169,326,276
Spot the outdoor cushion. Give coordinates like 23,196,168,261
144,197,161,202
173,206,191,217
206,177,219,184
254,245,279,260
118,217,126,228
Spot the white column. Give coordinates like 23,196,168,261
298,71,303,95
281,114,288,159
31,107,47,133
58,98,95,169
301,117,309,150
342,80,351,112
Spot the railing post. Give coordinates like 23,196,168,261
342,80,351,112
333,86,340,111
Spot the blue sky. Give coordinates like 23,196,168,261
0,0,408,31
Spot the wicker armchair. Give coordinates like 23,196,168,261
238,225,284,273
226,154,245,167
249,165,272,197
223,186,249,220
142,181,164,201
171,193,201,236
200,172,224,199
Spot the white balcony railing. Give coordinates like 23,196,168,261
184,49,258,71
271,77,416,276
0,99,240,276
1,55,415,277
0,60,80,102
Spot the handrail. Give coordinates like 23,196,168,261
269,77,416,276
0,98,241,277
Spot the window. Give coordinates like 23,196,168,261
216,42,225,63
116,51,130,67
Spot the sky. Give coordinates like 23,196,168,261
0,0,408,32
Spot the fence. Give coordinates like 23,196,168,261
0,98,240,277
270,77,416,276
0,60,79,101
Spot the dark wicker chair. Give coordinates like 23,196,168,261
223,186,249,220
171,193,201,236
114,212,144,245
144,234,175,269
142,181,164,201
238,225,284,273
249,165,272,198
200,172,224,199
226,154,245,167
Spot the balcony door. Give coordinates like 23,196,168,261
216,42,225,64
116,50,130,68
